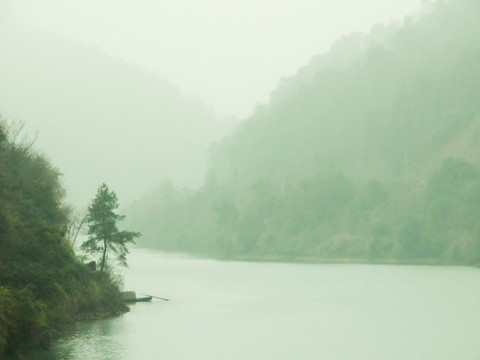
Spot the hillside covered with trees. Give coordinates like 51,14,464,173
127,0,480,265
0,120,127,359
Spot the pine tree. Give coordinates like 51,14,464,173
81,183,140,273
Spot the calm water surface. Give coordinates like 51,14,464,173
32,249,480,359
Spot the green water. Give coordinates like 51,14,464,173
31,249,480,359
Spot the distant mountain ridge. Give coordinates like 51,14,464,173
0,23,232,206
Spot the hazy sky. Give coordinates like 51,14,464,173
11,0,423,119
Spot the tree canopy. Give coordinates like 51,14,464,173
82,183,140,273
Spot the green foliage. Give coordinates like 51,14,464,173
127,1,480,267
81,183,140,273
0,287,15,355
367,223,395,261
0,120,127,358
424,159,480,263
398,218,425,260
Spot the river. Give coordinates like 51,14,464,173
31,249,480,359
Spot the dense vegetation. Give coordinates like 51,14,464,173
0,121,126,359
127,0,480,265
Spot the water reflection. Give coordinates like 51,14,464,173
30,316,129,360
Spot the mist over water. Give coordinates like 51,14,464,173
31,250,480,360
3,1,480,358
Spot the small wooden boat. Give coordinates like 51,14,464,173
121,291,152,303
125,295,152,303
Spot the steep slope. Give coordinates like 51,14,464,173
209,0,480,189
0,23,230,206
128,0,480,265
0,120,126,358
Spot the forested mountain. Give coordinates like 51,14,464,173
211,0,480,187
128,0,480,265
0,22,232,206
0,120,126,358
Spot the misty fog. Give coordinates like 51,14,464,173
0,0,421,205
2,0,480,359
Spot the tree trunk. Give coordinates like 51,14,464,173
100,210,107,273
100,237,107,273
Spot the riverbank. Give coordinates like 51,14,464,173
0,121,132,360
137,248,453,267
75,302,130,322
227,254,447,266
5,297,130,360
